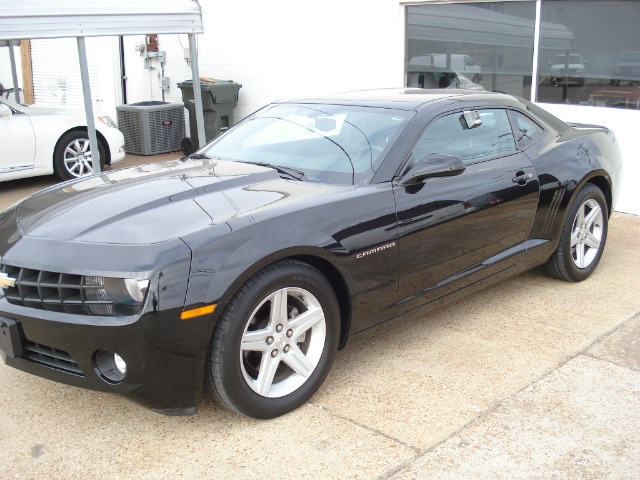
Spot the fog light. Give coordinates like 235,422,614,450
113,353,127,375
95,350,127,383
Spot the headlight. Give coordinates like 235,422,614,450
104,278,149,304
97,115,118,128
84,276,149,316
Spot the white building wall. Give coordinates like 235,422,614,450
123,0,406,120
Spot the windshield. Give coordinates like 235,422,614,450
200,103,412,185
554,55,583,64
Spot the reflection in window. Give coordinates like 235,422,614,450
406,3,537,97
538,0,640,109
405,1,640,110
511,112,544,149
202,104,412,185
412,109,516,165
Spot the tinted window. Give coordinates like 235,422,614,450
511,112,544,148
412,109,516,165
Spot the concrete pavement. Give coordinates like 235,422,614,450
0,154,639,479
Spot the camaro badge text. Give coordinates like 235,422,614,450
0,273,16,289
356,242,396,259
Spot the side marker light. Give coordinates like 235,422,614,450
180,304,217,320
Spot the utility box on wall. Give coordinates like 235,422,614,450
116,101,185,155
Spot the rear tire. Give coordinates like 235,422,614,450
544,184,608,282
205,260,340,419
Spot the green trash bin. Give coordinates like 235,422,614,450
178,79,242,147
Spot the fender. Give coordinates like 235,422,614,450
183,226,356,309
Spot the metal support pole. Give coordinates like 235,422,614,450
76,37,101,174
492,47,498,93
188,33,207,149
531,0,542,103
8,42,21,103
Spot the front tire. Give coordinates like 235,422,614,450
54,131,106,180
544,184,608,282
205,260,340,418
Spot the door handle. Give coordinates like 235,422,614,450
512,172,533,185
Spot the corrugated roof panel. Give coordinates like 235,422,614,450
0,0,203,40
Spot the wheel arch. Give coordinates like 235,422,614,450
543,177,610,282
52,127,112,165
204,248,354,351
290,254,352,350
584,174,612,218
557,171,612,227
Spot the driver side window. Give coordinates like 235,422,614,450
411,109,516,167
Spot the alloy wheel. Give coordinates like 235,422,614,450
240,287,326,398
570,198,604,269
64,138,94,178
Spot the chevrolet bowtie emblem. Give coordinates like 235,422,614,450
0,272,16,289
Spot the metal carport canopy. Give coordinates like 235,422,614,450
0,0,207,173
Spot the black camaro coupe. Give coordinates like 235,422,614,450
0,90,623,418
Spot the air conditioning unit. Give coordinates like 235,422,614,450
116,101,185,155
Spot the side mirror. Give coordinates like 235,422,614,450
0,104,12,118
399,153,465,186
463,110,482,129
447,76,461,89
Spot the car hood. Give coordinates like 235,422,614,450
2,100,111,120
14,159,334,245
14,103,87,116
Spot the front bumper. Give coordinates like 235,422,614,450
0,226,216,414
549,71,585,85
0,301,213,414
101,126,126,165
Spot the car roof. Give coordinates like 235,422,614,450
279,88,516,111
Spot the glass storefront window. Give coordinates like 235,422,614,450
538,0,640,109
406,1,640,110
406,3,538,98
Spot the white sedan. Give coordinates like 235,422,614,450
0,97,125,182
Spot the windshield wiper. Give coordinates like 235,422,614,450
180,153,211,162
245,162,307,181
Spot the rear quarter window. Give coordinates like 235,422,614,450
510,111,545,149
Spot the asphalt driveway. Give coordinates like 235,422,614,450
1,155,639,479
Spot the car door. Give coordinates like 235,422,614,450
392,108,539,314
0,103,36,173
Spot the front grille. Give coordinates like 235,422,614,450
1,264,122,316
22,340,84,376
